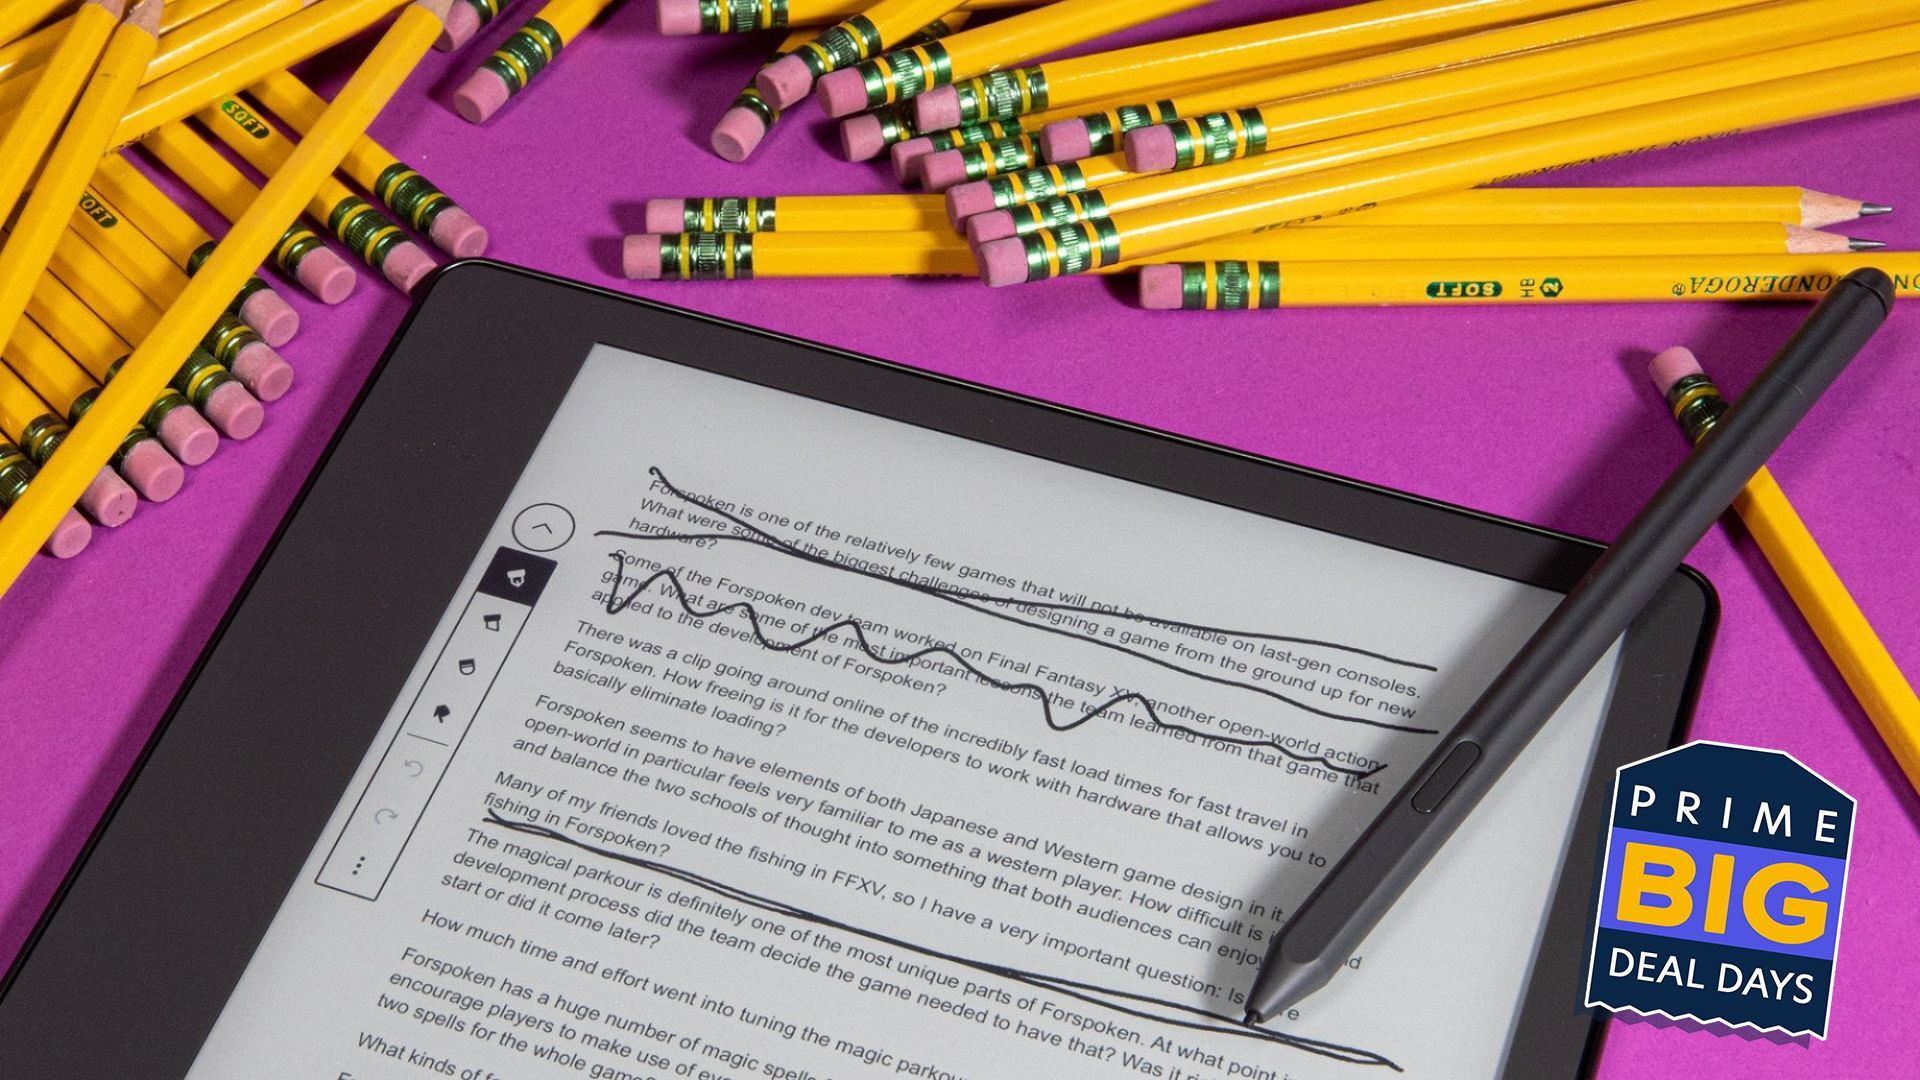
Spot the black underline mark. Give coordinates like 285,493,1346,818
484,812,1402,1071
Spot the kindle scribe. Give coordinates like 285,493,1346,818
0,262,1712,1078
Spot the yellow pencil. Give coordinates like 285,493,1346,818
755,0,963,109
1131,0,1920,172
90,152,302,342
0,0,232,82
1135,253,1920,309
249,70,488,257
70,187,299,400
656,0,1033,36
27,275,222,466
1651,348,1920,799
0,0,75,48
644,194,952,234
0,361,136,527
980,53,1920,284
2,316,185,502
967,26,1920,239
917,0,1606,131
196,98,439,293
143,121,362,304
0,0,156,390
113,0,413,148
451,0,620,122
0,0,121,222
0,0,451,592
147,0,308,82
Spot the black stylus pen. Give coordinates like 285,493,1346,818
1244,269,1896,1025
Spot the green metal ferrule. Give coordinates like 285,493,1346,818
732,84,780,127
1178,261,1280,310
698,0,786,33
1084,99,1181,155
172,349,237,406
953,67,1049,125
484,18,564,96
273,224,327,274
857,42,950,108
985,163,1088,211
1019,219,1120,281
901,17,957,47
202,313,261,369
63,391,148,466
462,0,508,29
1009,190,1109,236
683,197,777,233
374,163,454,234
926,117,1021,154
1665,374,1727,444
659,233,753,281
187,239,218,274
0,442,34,506
230,275,270,309
1171,108,1267,169
330,197,408,268
192,242,274,316
18,415,69,464
958,135,1037,181
799,16,881,77
866,103,916,148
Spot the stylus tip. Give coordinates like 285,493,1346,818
1243,1008,1264,1026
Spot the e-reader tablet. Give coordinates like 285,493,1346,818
0,261,1714,1080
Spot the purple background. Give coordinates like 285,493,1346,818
2,2,1916,1075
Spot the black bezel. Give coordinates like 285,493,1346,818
0,261,1716,1078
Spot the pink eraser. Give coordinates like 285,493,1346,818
890,137,934,182
297,247,357,304
817,68,872,118
435,1,480,50
976,237,1030,288
238,288,299,347
429,207,490,258
710,105,769,163
913,87,962,133
382,242,438,294
1126,125,1178,172
966,209,1019,246
44,509,91,559
157,407,218,466
204,382,264,440
946,180,997,225
756,54,814,110
918,149,971,192
1649,346,1704,395
644,199,687,234
1137,264,1185,310
231,341,295,402
840,114,888,161
622,235,663,280
119,438,184,502
453,67,512,124
658,0,701,35
80,467,137,528
1040,120,1093,163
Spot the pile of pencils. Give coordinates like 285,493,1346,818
586,0,1916,301
0,0,482,570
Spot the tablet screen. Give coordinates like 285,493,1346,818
187,345,1620,1079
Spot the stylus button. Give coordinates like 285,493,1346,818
1411,742,1480,813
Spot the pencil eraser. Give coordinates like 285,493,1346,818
966,209,1018,246
658,0,701,35
1138,264,1185,310
157,407,218,466
382,242,439,295
1126,125,1178,172
81,467,137,528
622,235,663,280
429,207,490,258
757,54,814,110
1649,346,1704,395
238,288,299,346
918,149,970,192
296,247,358,305
436,1,480,50
976,237,1030,288
945,181,996,225
816,69,871,119
231,341,295,403
1040,120,1092,163
453,68,512,124
119,438,184,502
204,382,264,440
840,114,888,161
710,105,770,162
913,87,962,133
643,199,687,234
890,137,934,182
45,510,91,559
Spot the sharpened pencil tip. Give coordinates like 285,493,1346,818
1859,203,1894,217
1848,238,1888,251
1243,1009,1264,1026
